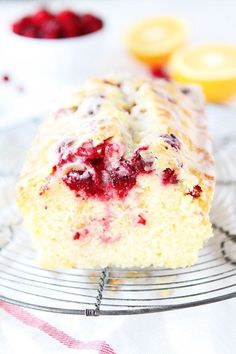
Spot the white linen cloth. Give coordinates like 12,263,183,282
0,300,236,354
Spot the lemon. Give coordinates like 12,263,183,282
169,43,236,102
125,16,189,66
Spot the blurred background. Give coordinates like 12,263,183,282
0,0,235,128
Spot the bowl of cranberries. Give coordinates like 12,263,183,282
7,8,105,87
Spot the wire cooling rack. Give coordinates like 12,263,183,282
0,107,236,316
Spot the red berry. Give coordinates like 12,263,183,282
65,22,82,38
12,9,103,39
138,214,146,225
21,25,38,38
56,10,80,23
73,232,81,240
12,21,22,35
188,185,202,198
81,14,103,35
32,9,54,27
2,75,10,82
56,11,82,38
12,16,33,35
12,15,38,38
150,66,170,80
60,141,152,200
39,19,62,39
162,168,178,185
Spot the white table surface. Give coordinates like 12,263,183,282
0,1,235,353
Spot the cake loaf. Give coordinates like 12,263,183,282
17,75,215,269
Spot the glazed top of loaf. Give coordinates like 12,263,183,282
18,75,215,207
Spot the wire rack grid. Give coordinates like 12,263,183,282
0,111,236,316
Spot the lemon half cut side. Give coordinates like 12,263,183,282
169,43,236,102
125,16,189,66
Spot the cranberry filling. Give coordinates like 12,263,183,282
162,168,178,185
73,232,81,240
188,185,202,198
138,214,146,225
161,134,181,150
57,140,153,200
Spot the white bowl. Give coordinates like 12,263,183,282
4,27,106,89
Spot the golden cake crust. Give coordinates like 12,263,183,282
17,75,215,269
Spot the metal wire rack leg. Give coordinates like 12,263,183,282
86,268,108,316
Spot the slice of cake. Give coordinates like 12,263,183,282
16,75,215,269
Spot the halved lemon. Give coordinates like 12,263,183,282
169,43,236,102
125,16,189,66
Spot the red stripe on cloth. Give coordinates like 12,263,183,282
0,301,116,354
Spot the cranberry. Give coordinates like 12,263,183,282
2,75,10,82
138,214,146,225
56,10,82,37
32,9,54,27
131,147,153,173
162,168,178,185
188,185,202,198
81,14,103,34
56,10,80,23
150,66,170,80
161,134,181,150
58,140,153,200
11,9,103,39
39,19,62,39
56,10,80,26
73,232,81,240
110,162,137,199
64,170,102,198
12,22,21,35
61,21,82,38
75,141,106,161
12,21,22,35
12,16,32,35
21,25,38,38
